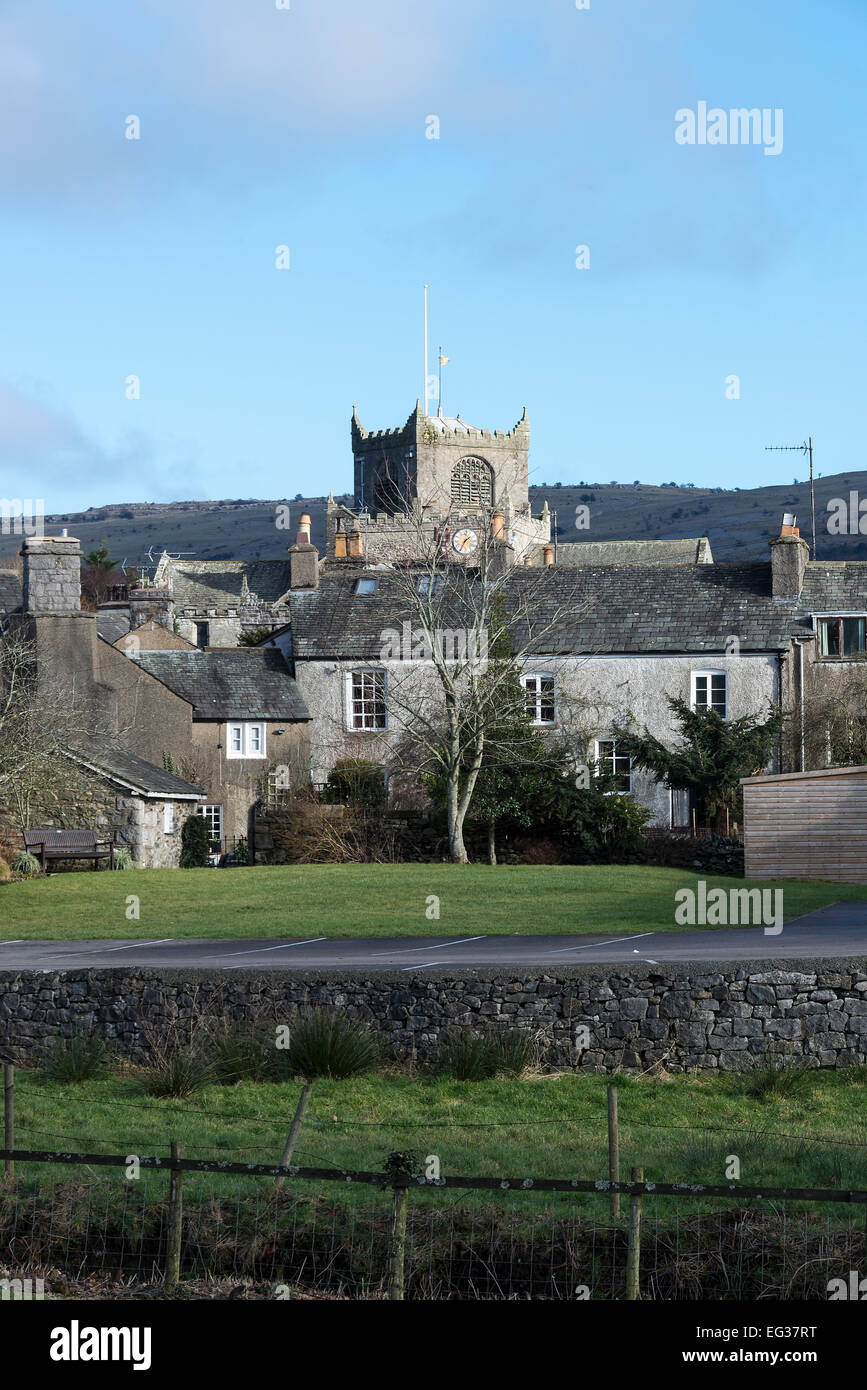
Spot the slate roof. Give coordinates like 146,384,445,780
0,570,22,615
67,739,203,797
555,538,712,566
168,560,294,609
131,648,309,720
97,612,131,643
289,562,867,660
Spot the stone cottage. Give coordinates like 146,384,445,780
1,534,311,862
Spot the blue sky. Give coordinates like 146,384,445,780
0,0,864,512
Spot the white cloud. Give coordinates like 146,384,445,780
0,383,209,510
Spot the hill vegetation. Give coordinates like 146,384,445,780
3,471,867,567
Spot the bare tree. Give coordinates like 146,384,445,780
0,627,111,834
364,502,591,863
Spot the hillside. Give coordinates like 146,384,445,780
3,472,866,569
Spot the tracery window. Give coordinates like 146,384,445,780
450,456,493,507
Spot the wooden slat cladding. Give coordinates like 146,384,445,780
743,771,867,883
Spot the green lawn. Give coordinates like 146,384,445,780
10,1066,867,1213
1,863,866,939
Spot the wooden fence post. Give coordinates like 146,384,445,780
275,1081,313,1190
3,1064,13,1183
388,1179,409,1301
625,1166,643,1301
164,1141,183,1292
607,1084,619,1220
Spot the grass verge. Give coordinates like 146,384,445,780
2,863,866,938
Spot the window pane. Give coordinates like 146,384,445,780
843,618,866,656
351,671,387,729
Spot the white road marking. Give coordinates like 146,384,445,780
369,937,485,959
546,933,655,955
25,939,178,963
205,938,328,960
400,962,441,971
0,940,25,946
85,939,176,954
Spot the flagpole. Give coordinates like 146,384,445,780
438,344,443,415
422,282,430,411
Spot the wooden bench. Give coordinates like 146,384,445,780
23,829,115,872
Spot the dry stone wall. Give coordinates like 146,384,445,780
1,959,865,1070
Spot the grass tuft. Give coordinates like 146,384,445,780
287,1013,380,1080
41,1035,109,1083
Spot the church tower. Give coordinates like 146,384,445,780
352,401,531,516
335,401,548,566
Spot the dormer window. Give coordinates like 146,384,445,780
818,616,867,658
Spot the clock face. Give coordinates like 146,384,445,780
453,527,479,555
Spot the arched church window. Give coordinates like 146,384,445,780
450,456,493,507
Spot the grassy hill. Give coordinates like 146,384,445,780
3,471,866,567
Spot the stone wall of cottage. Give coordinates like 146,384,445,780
0,762,196,868
0,961,864,1069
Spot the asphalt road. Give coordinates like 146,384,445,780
0,904,865,971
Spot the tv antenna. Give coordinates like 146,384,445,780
764,436,815,559
145,546,196,564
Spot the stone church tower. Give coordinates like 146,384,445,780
352,400,532,515
326,401,550,566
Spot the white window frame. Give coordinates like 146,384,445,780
197,804,223,845
691,669,727,719
163,803,175,834
595,737,632,794
226,721,267,758
346,669,388,731
522,672,556,726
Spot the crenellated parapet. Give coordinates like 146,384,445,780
351,401,532,518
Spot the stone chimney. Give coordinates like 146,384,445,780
288,523,319,590
22,534,82,612
347,528,364,559
769,513,809,602
129,585,172,630
543,545,554,567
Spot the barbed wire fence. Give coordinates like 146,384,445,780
1,1146,865,1301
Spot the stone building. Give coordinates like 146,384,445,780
280,514,867,828
153,555,295,648
336,402,551,566
1,535,311,862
